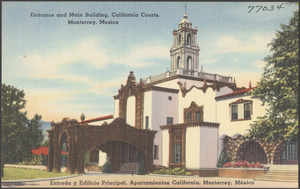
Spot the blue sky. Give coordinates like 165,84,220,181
2,2,298,122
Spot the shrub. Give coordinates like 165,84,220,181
153,168,193,176
101,160,112,173
217,150,229,167
136,161,146,175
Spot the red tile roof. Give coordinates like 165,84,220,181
79,115,113,124
215,87,257,99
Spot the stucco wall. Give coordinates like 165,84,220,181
126,96,136,126
199,126,218,168
114,99,119,118
216,94,267,137
186,126,218,169
151,90,178,165
161,129,169,167
186,127,200,169
179,87,216,123
143,91,152,129
154,78,204,90
98,150,107,166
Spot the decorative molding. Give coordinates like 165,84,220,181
168,127,186,168
160,121,220,130
184,101,204,123
223,136,285,164
177,78,236,97
116,71,145,129
47,117,157,174
229,98,253,105
144,85,179,94
230,118,252,122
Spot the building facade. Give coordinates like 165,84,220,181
48,14,297,174
109,14,298,174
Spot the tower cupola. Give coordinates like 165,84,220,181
170,14,200,72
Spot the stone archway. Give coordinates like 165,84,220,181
273,140,298,165
47,118,156,174
236,140,267,164
115,71,144,129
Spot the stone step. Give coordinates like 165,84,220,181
116,162,139,174
254,170,298,182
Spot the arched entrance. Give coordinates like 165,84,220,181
59,132,68,168
87,141,145,172
47,117,156,174
236,141,267,164
273,140,298,165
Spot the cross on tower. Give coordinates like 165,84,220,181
184,3,187,14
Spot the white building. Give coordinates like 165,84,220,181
93,14,297,175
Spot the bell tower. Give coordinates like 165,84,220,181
170,14,200,72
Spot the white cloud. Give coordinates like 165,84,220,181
25,88,113,122
213,34,274,54
252,60,266,69
112,44,169,67
200,56,219,65
19,38,169,81
88,76,128,96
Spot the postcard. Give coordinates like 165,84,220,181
1,1,298,188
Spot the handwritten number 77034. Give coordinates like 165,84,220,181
248,3,284,13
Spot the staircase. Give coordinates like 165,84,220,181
116,162,139,174
255,170,298,182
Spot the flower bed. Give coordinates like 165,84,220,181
223,161,264,168
218,161,267,178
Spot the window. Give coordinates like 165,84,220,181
177,56,180,68
230,99,253,121
187,112,192,122
154,145,159,159
186,56,192,70
145,116,149,129
184,102,203,123
167,117,173,125
178,34,181,45
231,105,238,120
196,111,201,121
187,33,191,45
174,143,181,163
244,103,251,119
281,141,298,160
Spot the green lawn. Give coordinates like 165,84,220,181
2,167,72,180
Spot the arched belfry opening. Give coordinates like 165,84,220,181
170,14,200,71
47,118,157,174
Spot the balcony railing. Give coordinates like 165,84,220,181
160,121,220,130
142,68,233,84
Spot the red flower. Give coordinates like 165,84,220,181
31,147,67,155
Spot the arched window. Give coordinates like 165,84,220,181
187,56,192,70
281,141,298,161
177,56,180,68
187,33,191,45
178,34,181,45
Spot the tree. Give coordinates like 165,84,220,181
136,161,146,175
217,150,229,167
1,84,43,177
246,10,299,143
20,114,44,162
101,160,112,173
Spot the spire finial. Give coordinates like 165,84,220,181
184,3,187,14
